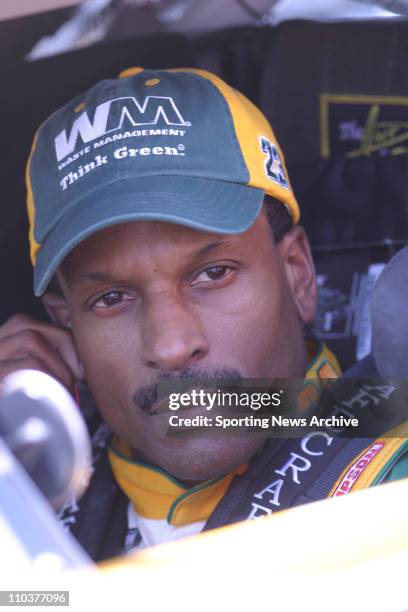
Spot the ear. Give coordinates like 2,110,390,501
277,225,317,324
41,292,72,329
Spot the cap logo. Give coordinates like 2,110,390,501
259,136,289,189
55,95,191,163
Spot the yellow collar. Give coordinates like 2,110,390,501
109,438,246,526
109,341,341,526
293,340,341,413
305,340,341,379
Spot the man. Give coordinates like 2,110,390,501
1,67,407,560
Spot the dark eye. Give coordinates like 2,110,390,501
93,291,126,308
193,265,233,285
205,266,228,280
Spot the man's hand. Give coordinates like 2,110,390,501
0,314,84,394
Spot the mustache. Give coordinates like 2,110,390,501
133,366,243,415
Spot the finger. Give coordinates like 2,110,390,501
0,330,75,391
0,314,45,339
44,327,85,381
0,315,84,381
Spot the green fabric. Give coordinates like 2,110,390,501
384,454,408,483
29,69,265,295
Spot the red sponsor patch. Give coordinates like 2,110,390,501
333,442,385,496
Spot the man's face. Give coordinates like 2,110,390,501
47,206,317,483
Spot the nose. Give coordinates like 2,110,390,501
141,292,209,371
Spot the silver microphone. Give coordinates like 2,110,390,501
0,369,91,509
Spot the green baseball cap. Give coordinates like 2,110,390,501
26,67,299,296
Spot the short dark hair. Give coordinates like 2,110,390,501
47,274,63,296
264,195,293,243
46,196,292,295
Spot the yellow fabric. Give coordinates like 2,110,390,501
109,341,338,526
28,65,300,269
168,67,300,223
118,66,145,79
25,129,41,265
305,340,341,379
329,421,408,497
109,437,246,526
296,341,342,414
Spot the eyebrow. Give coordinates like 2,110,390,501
189,239,234,259
69,239,235,287
67,271,117,288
